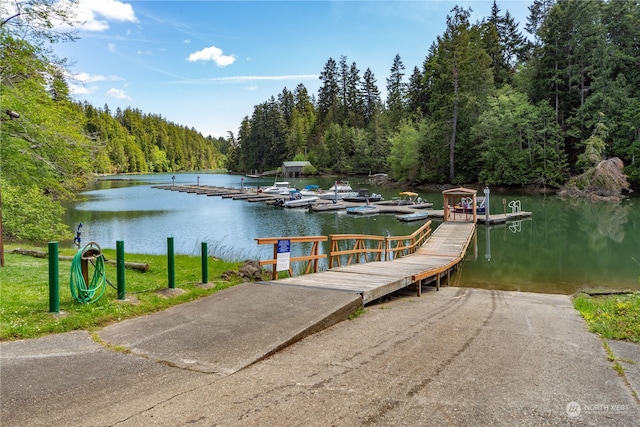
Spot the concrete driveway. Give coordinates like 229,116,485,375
2,286,638,426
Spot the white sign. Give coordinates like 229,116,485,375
276,239,291,272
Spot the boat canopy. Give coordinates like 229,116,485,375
399,191,419,197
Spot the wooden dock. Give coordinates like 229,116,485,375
260,222,476,305
154,185,530,223
155,184,479,304
426,209,532,224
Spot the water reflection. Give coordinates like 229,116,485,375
64,173,639,294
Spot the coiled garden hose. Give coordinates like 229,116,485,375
70,242,107,304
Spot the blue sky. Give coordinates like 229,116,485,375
54,0,533,139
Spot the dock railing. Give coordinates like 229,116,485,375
328,234,385,268
384,220,433,260
256,221,433,277
255,235,327,280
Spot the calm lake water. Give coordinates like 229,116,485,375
64,172,640,295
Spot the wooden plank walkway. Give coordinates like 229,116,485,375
427,209,532,224
260,222,476,305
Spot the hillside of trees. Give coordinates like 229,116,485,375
1,1,227,242
1,0,639,242
226,0,639,193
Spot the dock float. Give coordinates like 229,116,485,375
259,222,476,305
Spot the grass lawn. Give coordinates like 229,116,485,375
573,292,640,343
0,244,247,341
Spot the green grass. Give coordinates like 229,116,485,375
573,292,640,343
0,244,248,341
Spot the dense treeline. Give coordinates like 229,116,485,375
226,0,640,190
83,104,226,174
1,0,226,241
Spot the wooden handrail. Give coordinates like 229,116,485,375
255,235,328,279
385,221,432,260
328,234,385,268
255,221,432,278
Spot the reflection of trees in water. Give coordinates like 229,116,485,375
461,195,637,294
571,199,630,247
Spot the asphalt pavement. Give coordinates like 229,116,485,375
1,283,638,426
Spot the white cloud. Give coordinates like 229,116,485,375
183,39,191,45
73,0,138,32
69,83,95,95
164,74,319,86
187,46,235,67
246,85,259,91
106,88,131,100
72,72,123,83
107,43,116,52
211,75,318,82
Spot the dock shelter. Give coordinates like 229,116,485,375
282,161,311,177
442,187,478,223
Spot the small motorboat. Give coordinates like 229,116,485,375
396,212,429,222
261,181,292,194
282,189,318,208
299,184,321,197
392,192,422,205
452,196,486,215
346,205,379,215
342,188,383,203
317,181,359,200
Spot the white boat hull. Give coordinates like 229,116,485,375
283,196,318,208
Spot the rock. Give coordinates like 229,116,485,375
237,260,265,281
222,260,266,282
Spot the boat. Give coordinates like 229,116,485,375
342,188,383,203
452,196,486,215
396,212,429,222
282,190,318,208
299,184,321,197
317,181,359,200
346,205,379,215
261,181,292,194
387,191,422,205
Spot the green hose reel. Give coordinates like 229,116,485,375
70,241,107,304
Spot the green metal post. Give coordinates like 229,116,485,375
116,240,126,299
167,237,175,289
48,241,59,313
201,242,208,284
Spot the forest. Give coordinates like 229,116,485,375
227,0,640,191
1,0,639,242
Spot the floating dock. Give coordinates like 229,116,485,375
264,222,476,304
153,185,531,224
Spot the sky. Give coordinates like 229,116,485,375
53,0,534,139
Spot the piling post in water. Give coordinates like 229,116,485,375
167,237,175,289
201,242,208,284
116,240,126,299
484,186,490,223
48,241,59,313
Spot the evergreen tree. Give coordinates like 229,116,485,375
361,68,382,126
386,54,406,131
317,57,340,126
423,6,494,183
406,66,429,119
